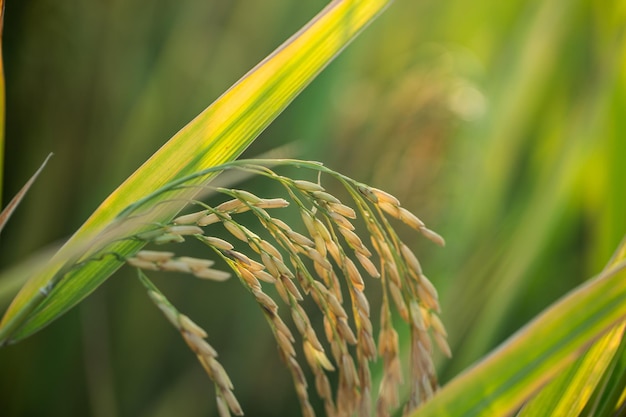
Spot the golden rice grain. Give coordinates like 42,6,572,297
357,309,373,335
417,341,436,376
216,199,246,213
355,251,380,278
286,230,315,247
281,274,303,301
221,389,243,416
313,218,332,241
328,202,356,219
305,326,324,353
313,234,327,258
291,309,307,335
325,292,348,319
378,201,402,218
215,393,231,417
159,260,192,273
153,302,179,329
389,281,409,322
259,240,283,260
300,212,316,236
371,187,401,207
345,257,364,291
409,300,426,331
201,236,234,250
400,244,423,276
235,265,260,290
417,275,440,313
421,375,435,399
419,226,446,247
312,190,341,204
127,258,159,271
360,330,377,359
386,262,402,287
306,248,332,271
274,278,290,304
272,316,294,342
179,314,208,338
252,269,276,284
330,212,355,231
184,332,218,357
223,221,247,242
303,341,335,371
340,354,358,388
256,198,290,209
352,289,370,316
315,372,333,400
338,227,363,250
271,217,292,232
166,225,204,236
293,179,325,192
233,189,263,204
253,289,278,315
433,330,452,358
357,185,378,203
193,268,231,282
430,313,447,338
398,207,425,230
260,253,279,277
276,329,296,357
323,316,334,344
153,233,185,245
336,318,357,345
136,250,175,262
177,256,215,270
325,239,342,264
197,213,221,226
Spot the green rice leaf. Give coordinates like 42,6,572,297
586,337,626,416
517,242,626,417
0,154,52,235
410,237,626,417
517,324,625,417
0,0,392,344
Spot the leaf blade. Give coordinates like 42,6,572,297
517,324,625,417
517,239,626,417
411,238,626,417
0,0,392,343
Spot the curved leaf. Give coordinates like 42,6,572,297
0,0,392,344
517,324,625,417
411,238,626,417
0,154,52,235
517,242,626,417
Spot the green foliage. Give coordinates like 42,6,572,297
411,241,626,416
0,0,392,344
0,0,625,416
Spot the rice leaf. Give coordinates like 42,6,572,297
585,337,626,416
410,237,626,417
517,241,626,417
0,0,392,344
0,154,52,235
516,324,625,417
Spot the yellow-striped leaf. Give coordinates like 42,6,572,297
410,237,626,417
0,0,392,344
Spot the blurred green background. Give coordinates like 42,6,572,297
0,0,624,416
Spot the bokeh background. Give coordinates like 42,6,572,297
0,0,624,416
